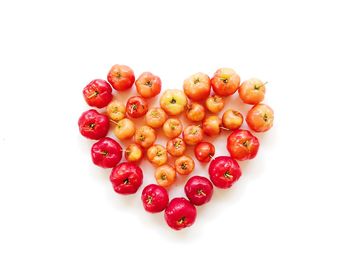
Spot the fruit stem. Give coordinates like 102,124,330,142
220,126,230,131
146,196,153,205
87,91,99,99
255,81,268,90
197,189,207,196
177,217,186,225
94,150,108,156
109,119,119,125
224,171,233,179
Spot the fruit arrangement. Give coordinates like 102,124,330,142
79,65,274,231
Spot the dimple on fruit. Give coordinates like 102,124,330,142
78,109,109,140
91,137,122,168
164,197,197,230
110,162,143,195
209,156,242,189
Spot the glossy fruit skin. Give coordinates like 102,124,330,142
113,118,136,140
78,109,109,140
147,144,168,166
222,109,243,130
145,107,167,129
166,137,186,157
155,164,176,188
91,137,122,168
160,89,188,115
185,102,206,122
136,72,162,98
141,184,169,213
183,72,211,101
83,79,113,108
164,197,197,230
246,104,274,132
126,96,148,118
202,116,222,136
106,100,126,121
227,129,260,161
107,64,135,91
175,155,195,176
209,156,241,189
134,126,157,149
194,142,215,163
185,176,213,206
110,162,143,194
183,125,203,146
163,118,183,139
205,95,225,113
238,78,266,105
211,68,240,97
125,143,143,163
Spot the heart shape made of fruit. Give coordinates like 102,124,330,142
78,65,274,231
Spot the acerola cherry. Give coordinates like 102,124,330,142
202,116,222,136
83,79,113,108
136,72,162,98
227,129,260,161
246,104,274,132
222,109,243,130
211,68,240,97
110,162,143,195
185,176,213,206
126,96,148,118
185,102,206,122
174,155,195,176
141,184,169,213
183,125,203,146
238,78,266,105
164,197,197,230
91,137,122,168
134,125,157,149
107,64,135,91
194,142,215,163
125,143,143,163
208,156,241,189
147,144,168,167
106,100,126,121
78,109,109,140
155,164,176,188
166,137,186,157
183,72,211,101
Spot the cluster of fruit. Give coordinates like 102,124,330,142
78,64,274,231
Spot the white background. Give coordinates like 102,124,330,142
0,0,349,262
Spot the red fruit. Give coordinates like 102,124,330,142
227,129,260,161
91,137,122,168
110,162,143,195
194,142,215,163
141,184,169,213
83,79,113,108
107,64,135,91
126,96,148,118
164,197,197,230
185,176,213,206
78,109,109,140
211,68,240,97
136,72,162,98
209,156,241,189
